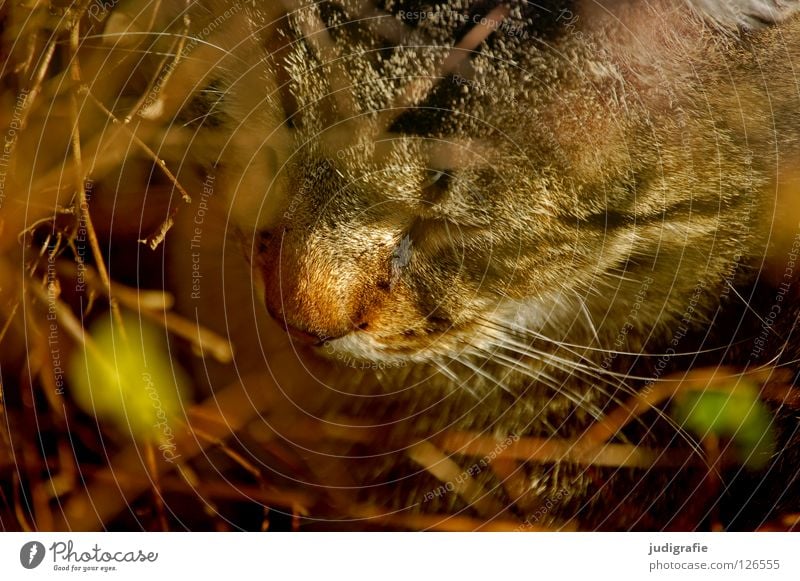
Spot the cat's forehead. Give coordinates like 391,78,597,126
281,1,559,75
279,1,566,127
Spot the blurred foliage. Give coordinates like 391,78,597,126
68,315,188,443
673,381,776,469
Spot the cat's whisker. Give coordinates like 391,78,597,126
448,355,515,398
430,358,463,385
475,317,624,374
477,314,730,363
453,346,604,431
485,335,634,404
427,347,487,400
465,344,610,424
572,290,601,345
469,328,709,459
600,266,642,284
81,32,248,62
472,323,631,393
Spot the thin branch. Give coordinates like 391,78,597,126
78,87,192,205
68,19,127,341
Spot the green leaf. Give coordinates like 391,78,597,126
68,314,188,445
672,380,775,469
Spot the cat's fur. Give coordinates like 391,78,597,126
156,0,800,528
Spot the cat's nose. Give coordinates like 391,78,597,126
259,229,376,343
265,302,354,344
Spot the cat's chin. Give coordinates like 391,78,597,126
281,297,547,367
308,321,501,368
315,332,436,366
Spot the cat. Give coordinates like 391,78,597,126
150,0,800,529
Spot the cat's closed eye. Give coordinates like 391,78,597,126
420,169,450,198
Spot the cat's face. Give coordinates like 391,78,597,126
232,1,775,365
257,131,596,363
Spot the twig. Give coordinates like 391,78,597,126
122,0,181,123
0,301,20,345
86,471,314,516
57,260,233,363
13,474,34,532
68,19,127,341
145,443,170,531
78,87,191,204
77,83,192,251
189,424,262,479
576,366,792,449
27,280,106,366
437,431,723,470
6,33,56,152
349,506,564,532
407,440,504,518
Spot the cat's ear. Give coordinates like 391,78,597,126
685,0,800,30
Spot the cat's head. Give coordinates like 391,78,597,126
213,1,792,364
